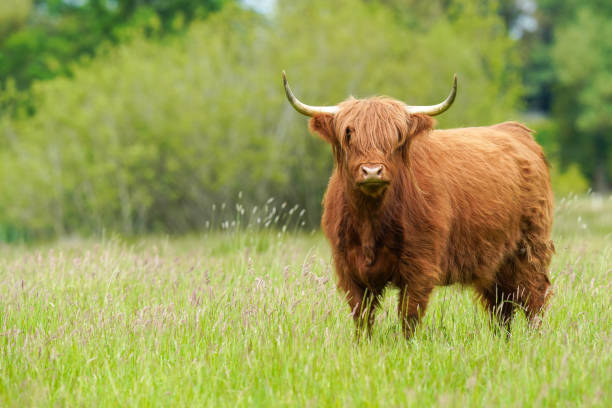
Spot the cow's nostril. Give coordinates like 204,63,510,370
361,165,384,179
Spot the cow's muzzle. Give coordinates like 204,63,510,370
357,164,389,196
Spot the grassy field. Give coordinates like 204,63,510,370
1,195,611,407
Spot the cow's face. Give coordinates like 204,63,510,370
281,71,455,200
310,98,434,199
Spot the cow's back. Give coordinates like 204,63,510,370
410,122,553,286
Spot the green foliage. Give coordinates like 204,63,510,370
0,0,32,39
550,162,589,197
519,0,612,111
519,0,612,190
524,116,589,197
0,0,523,237
0,0,228,90
552,7,612,190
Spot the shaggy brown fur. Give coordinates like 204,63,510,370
309,97,554,339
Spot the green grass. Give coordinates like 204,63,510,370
1,195,611,407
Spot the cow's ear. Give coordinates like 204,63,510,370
407,113,435,138
309,114,337,145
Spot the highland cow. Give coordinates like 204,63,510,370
282,71,554,339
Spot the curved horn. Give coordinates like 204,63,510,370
404,74,457,116
282,71,339,117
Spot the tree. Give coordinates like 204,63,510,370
552,8,612,191
0,0,32,40
510,0,612,191
0,0,524,237
0,0,229,90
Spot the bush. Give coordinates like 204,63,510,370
550,162,590,198
0,0,523,238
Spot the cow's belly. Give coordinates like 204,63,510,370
443,221,522,286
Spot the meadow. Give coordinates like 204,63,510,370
1,195,611,407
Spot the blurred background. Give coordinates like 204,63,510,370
0,0,610,241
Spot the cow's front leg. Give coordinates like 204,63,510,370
397,284,433,340
343,280,380,340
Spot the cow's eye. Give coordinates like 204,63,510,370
345,128,352,144
397,130,403,143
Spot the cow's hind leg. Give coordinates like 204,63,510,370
479,279,518,332
513,186,554,326
513,235,553,327
481,237,553,332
